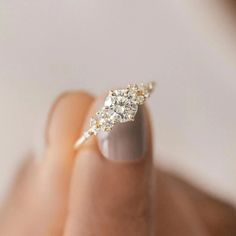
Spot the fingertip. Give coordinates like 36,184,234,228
45,91,94,148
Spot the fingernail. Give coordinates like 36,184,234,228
97,107,147,161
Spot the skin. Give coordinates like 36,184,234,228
0,92,235,236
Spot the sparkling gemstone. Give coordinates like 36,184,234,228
100,118,113,131
115,105,125,114
135,91,145,104
103,89,138,123
90,118,101,134
104,96,113,107
92,110,114,132
106,109,121,123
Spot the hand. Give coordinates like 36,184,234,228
0,92,235,236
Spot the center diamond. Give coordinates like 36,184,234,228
104,89,138,123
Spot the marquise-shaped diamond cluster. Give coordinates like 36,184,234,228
87,82,154,135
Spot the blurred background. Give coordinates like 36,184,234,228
0,0,235,206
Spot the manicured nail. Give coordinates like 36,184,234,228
97,107,147,161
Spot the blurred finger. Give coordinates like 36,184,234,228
37,91,94,235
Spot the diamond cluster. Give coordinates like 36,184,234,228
88,82,154,135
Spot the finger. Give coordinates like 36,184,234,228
65,98,153,236
0,92,94,236
0,153,36,230
37,91,94,236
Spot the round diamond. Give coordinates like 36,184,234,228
104,89,138,123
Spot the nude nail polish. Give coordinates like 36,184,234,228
97,107,147,161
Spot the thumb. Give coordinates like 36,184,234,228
64,98,154,236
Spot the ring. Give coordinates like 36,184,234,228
74,81,155,149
